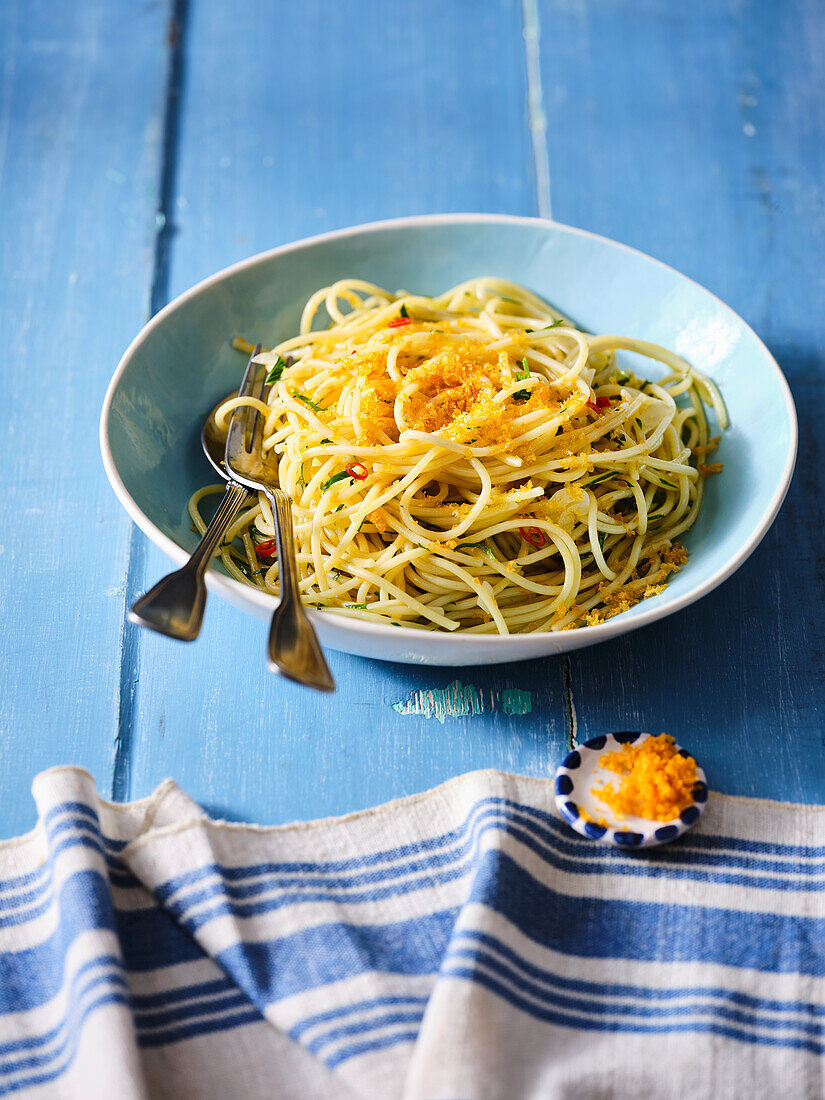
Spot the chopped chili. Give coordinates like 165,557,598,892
387,316,413,328
519,526,546,549
587,395,612,412
346,461,369,480
254,538,277,558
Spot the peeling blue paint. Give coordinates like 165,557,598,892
392,680,533,723
501,689,533,716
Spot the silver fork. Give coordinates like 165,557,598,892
225,350,335,692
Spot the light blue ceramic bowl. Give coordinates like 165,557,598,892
100,214,797,666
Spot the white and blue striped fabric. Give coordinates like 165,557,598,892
0,766,823,1099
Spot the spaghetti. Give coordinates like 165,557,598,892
189,277,727,634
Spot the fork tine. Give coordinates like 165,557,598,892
249,349,269,459
225,344,263,462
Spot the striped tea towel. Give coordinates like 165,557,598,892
0,766,823,1100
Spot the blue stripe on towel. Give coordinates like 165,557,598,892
470,851,825,976
155,799,825,932
442,964,825,1057
451,930,825,1017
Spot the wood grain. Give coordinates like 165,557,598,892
0,0,170,836
537,0,825,799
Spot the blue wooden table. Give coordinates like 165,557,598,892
1,0,823,838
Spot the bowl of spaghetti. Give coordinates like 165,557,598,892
101,214,796,666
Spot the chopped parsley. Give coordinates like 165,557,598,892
265,355,288,384
581,471,614,489
456,542,496,558
321,470,352,492
293,392,326,413
400,303,409,318
346,603,368,610
512,358,532,401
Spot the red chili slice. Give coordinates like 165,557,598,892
346,462,369,480
519,526,546,549
586,399,600,413
387,316,413,328
254,538,278,558
595,395,612,408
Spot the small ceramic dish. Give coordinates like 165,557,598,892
100,213,797,666
554,731,708,848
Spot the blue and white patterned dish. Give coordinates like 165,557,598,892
554,731,708,848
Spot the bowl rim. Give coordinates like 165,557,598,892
100,211,798,650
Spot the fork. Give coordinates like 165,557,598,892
225,349,335,692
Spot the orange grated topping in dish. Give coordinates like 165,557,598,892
592,734,697,821
578,806,609,827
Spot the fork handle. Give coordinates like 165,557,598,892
264,487,335,692
128,481,249,641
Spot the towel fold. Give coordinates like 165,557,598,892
0,766,823,1099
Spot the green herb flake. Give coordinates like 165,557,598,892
319,437,333,444
320,470,352,492
346,603,368,610
543,319,565,329
334,503,346,512
293,392,326,413
512,390,531,403
456,542,496,558
581,471,614,489
400,303,409,318
516,358,530,381
265,355,288,384
615,370,630,384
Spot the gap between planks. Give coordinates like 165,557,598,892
521,0,552,221
112,0,190,801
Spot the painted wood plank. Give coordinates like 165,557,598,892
0,0,170,836
124,0,573,824
536,0,825,800
166,0,538,281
